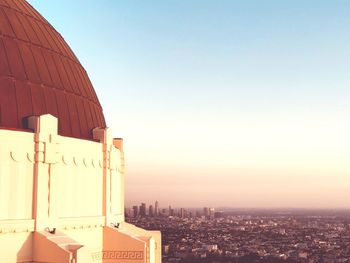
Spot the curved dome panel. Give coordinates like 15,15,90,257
0,0,106,140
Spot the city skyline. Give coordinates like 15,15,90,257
128,209,350,262
28,0,350,208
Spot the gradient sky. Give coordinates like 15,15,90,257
28,0,350,208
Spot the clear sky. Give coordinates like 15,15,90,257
28,0,350,208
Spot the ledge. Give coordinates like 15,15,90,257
58,216,105,230
0,219,35,233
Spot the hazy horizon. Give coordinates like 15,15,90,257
125,200,350,210
124,204,350,211
29,0,350,208
125,202,350,210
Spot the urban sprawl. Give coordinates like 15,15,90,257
126,202,350,263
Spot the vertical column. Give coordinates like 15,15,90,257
28,114,60,231
113,138,125,223
93,127,113,226
93,128,126,225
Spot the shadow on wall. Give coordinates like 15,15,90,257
16,234,33,263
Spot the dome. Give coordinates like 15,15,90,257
0,0,106,140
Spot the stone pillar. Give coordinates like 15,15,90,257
28,114,60,231
93,128,125,226
93,127,113,226
113,138,125,223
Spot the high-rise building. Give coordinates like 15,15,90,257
125,207,132,218
169,207,175,217
179,208,183,218
155,200,159,216
209,208,216,220
133,205,139,218
0,1,161,262
180,208,186,219
140,203,147,217
149,205,154,217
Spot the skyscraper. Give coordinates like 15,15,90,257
180,208,186,219
149,205,154,217
155,200,160,216
133,205,139,218
169,206,175,217
140,203,147,217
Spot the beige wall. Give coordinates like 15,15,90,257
0,115,161,263
0,129,34,220
56,136,104,218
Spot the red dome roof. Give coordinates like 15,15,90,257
0,0,106,140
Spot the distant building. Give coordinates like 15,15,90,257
125,207,132,217
155,201,159,216
202,244,218,251
209,208,215,219
140,203,147,217
180,208,185,219
149,205,154,217
204,207,209,218
163,244,170,255
169,205,172,216
133,205,139,218
214,211,224,218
